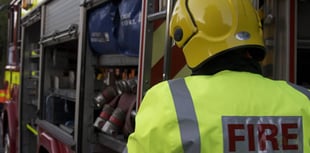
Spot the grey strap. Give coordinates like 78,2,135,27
288,82,310,100
168,79,201,153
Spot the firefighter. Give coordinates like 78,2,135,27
124,0,310,152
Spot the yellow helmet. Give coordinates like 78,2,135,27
169,0,265,69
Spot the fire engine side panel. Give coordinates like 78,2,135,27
44,0,80,35
19,10,42,153
38,0,80,153
261,0,292,81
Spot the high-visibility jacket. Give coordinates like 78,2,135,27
124,70,310,153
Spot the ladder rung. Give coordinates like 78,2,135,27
147,10,166,22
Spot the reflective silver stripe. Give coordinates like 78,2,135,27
288,82,310,100
122,147,128,153
168,79,201,153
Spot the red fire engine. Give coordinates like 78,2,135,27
0,0,310,153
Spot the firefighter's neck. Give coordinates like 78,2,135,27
192,51,263,76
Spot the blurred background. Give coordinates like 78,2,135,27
0,0,10,89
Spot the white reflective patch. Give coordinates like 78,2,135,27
222,116,303,153
235,31,251,40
